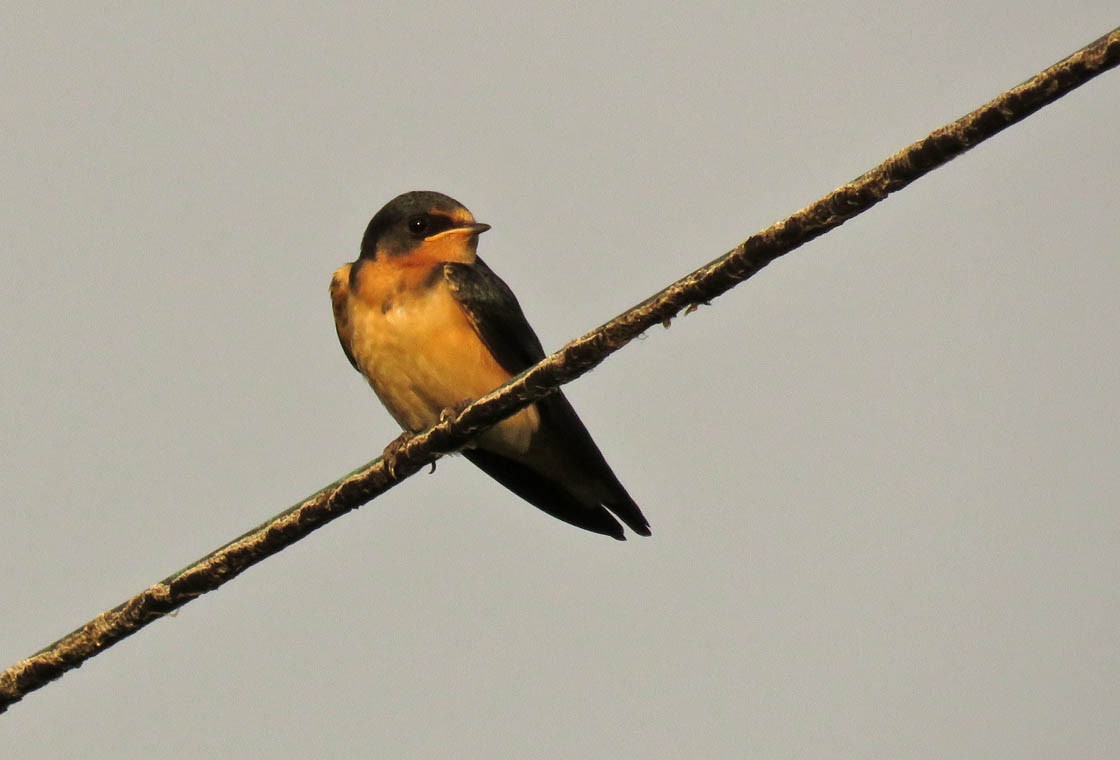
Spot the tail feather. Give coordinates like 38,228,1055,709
463,449,629,540
535,393,651,536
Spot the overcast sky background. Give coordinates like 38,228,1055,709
3,4,1118,758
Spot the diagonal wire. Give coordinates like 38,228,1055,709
2,27,1117,715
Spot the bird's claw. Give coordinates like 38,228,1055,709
439,399,473,424
382,431,414,479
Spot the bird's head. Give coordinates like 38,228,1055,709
360,191,490,263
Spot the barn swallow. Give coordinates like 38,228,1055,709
330,190,651,540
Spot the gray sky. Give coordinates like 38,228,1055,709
3,4,1118,758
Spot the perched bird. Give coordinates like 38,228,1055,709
330,191,650,540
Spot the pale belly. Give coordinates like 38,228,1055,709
346,280,540,455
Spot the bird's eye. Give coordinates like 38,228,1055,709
408,216,429,235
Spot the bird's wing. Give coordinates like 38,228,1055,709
329,263,360,371
442,257,546,374
443,259,650,539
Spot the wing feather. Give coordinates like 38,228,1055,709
444,259,650,538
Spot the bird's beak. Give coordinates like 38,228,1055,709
429,221,490,242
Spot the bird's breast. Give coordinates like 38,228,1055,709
338,259,539,454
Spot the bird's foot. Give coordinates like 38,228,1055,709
438,398,473,424
382,431,414,479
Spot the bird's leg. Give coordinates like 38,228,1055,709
424,399,476,474
382,431,414,479
384,401,474,478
